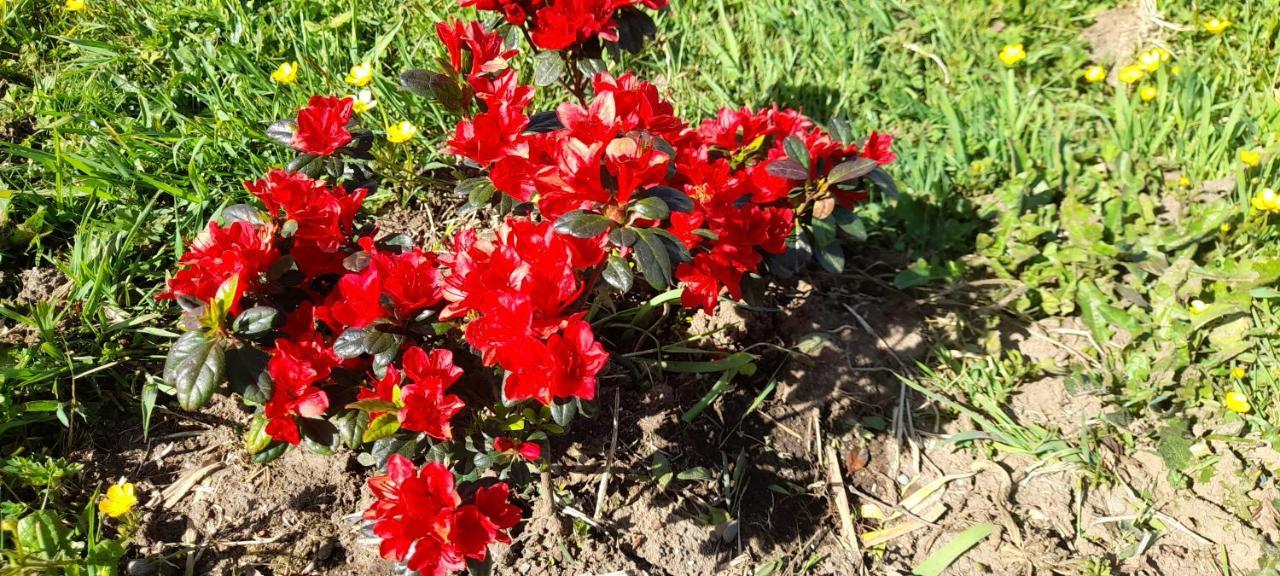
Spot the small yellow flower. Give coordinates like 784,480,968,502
386,121,417,144
64,0,85,10
998,43,1027,67
1230,366,1247,380
1153,47,1171,62
1170,64,1182,76
1178,175,1191,187
1139,85,1158,102
1083,65,1107,83
271,61,299,85
350,89,378,114
1189,299,1207,315
1137,50,1162,73
1240,148,1262,168
1224,390,1251,414
1220,222,1232,233
345,62,374,87
98,482,137,518
1118,65,1145,85
1253,188,1280,213
0,518,15,533
1203,18,1230,35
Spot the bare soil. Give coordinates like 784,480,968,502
75,266,1273,576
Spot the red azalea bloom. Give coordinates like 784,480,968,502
245,169,367,254
160,220,278,314
372,249,444,322
398,347,467,440
292,96,354,156
263,334,339,444
861,131,897,166
504,319,607,404
321,265,385,331
435,19,519,78
364,455,521,574
493,437,542,461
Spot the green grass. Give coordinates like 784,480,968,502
4,0,1280,571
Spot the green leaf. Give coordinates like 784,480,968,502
553,210,613,238
333,410,370,450
550,400,577,427
363,413,401,443
220,204,265,226
245,415,272,455
783,136,810,170
532,51,566,87
638,185,694,213
608,226,638,247
815,241,845,273
333,327,405,360
1076,280,1139,346
456,177,496,207
632,228,673,289
630,196,670,220
833,208,867,241
827,157,877,184
225,345,272,405
347,399,399,413
232,306,278,336
164,331,226,411
16,510,67,559
207,274,239,330
603,254,634,293
811,216,837,247
252,442,287,464
912,523,993,576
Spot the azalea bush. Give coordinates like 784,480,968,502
158,1,894,573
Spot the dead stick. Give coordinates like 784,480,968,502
825,445,861,556
594,388,621,519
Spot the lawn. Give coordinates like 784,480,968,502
3,0,1279,574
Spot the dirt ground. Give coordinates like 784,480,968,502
70,258,1274,575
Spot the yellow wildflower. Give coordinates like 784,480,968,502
1252,188,1280,213
1240,148,1262,168
0,518,15,533
1118,65,1144,85
1178,175,1191,187
1230,366,1247,380
1203,18,1230,35
271,61,299,85
98,482,137,518
1139,85,1158,102
387,121,417,144
1225,390,1251,414
998,43,1027,67
1137,50,1162,73
1083,65,1107,83
64,0,84,10
345,62,373,87
1171,64,1182,76
1220,222,1231,233
1189,299,1207,315
351,89,377,114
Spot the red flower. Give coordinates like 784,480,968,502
398,347,467,440
861,131,896,166
372,249,444,322
493,437,542,461
364,455,521,574
292,96,354,156
435,19,519,78
245,170,367,254
263,334,339,444
503,319,607,404
160,220,278,314
321,265,384,331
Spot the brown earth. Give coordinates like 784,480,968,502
73,259,1272,575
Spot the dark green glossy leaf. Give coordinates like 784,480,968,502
553,209,613,238
815,240,845,273
639,185,694,213
603,254,634,293
457,177,496,207
630,196,670,220
232,306,278,336
833,208,867,241
783,136,810,170
550,400,577,427
220,204,265,226
252,442,287,464
165,331,225,411
608,226,638,247
347,399,398,413
532,51,565,87
632,228,673,289
226,345,272,405
265,120,295,147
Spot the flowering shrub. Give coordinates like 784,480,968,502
160,3,893,574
